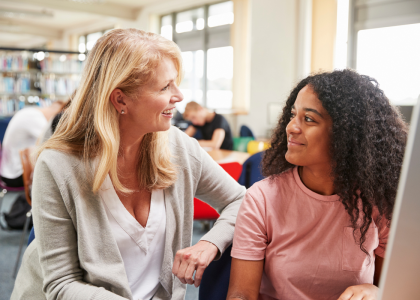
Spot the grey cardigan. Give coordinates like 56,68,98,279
11,126,246,300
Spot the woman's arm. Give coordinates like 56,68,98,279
32,154,127,300
226,258,264,300
172,145,246,286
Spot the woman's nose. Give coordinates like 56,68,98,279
171,86,184,103
286,117,301,135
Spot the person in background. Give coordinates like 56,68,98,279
183,101,233,150
227,70,408,300
39,95,72,144
0,101,67,187
11,29,245,300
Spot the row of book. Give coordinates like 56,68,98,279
0,52,31,71
0,96,54,116
0,74,32,94
41,75,80,96
0,73,80,97
0,51,83,74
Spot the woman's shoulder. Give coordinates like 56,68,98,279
246,169,295,200
36,149,85,178
168,126,203,163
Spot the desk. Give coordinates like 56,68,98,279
207,149,250,165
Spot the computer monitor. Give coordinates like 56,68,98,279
378,96,420,299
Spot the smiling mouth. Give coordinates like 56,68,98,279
162,108,174,116
288,138,304,146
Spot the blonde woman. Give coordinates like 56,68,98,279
11,29,245,300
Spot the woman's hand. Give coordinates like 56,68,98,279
172,240,219,287
338,284,379,300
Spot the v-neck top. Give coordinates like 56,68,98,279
98,175,166,300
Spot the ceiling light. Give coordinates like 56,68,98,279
37,51,45,61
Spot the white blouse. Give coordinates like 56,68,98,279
98,175,166,300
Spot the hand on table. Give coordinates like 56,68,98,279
172,240,219,287
338,284,379,300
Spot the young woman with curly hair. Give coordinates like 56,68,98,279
227,69,408,300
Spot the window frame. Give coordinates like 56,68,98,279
160,1,233,109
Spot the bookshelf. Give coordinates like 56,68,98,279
0,47,83,116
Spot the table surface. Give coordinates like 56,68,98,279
206,149,250,165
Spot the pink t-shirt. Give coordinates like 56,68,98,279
231,167,389,300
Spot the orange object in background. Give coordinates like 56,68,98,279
247,140,270,155
193,162,242,220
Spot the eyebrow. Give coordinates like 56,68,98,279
291,105,324,119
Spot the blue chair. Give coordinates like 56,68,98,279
199,245,232,300
27,226,35,246
239,125,255,139
238,151,265,188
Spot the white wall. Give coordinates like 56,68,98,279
236,0,298,138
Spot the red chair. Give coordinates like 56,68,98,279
193,162,243,220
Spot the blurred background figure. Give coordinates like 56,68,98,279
0,100,67,187
184,101,233,150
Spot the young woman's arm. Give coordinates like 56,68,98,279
226,258,264,300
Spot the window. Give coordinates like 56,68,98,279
160,1,234,112
356,23,420,105
78,29,113,61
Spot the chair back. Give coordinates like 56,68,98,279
193,162,243,220
239,125,255,139
199,245,232,300
233,137,254,152
238,151,265,188
20,148,34,206
28,227,35,246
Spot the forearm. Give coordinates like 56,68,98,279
198,139,220,149
199,196,242,257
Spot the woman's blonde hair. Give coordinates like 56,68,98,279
38,28,182,193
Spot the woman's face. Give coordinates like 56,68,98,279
123,57,184,135
285,85,333,168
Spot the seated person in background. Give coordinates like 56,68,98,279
0,101,67,187
39,95,72,144
227,70,408,300
183,101,233,150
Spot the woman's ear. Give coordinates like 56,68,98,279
110,89,128,114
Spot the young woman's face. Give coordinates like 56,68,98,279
126,57,184,134
285,85,333,168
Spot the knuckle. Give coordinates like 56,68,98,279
198,259,207,267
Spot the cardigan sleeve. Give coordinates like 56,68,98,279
194,147,246,258
31,153,129,300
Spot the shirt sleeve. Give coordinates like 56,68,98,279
231,189,268,260
374,214,389,258
27,111,48,140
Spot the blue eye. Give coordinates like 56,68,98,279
162,84,169,91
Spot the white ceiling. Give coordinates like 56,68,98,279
0,0,170,48
0,0,225,49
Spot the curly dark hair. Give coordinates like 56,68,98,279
263,69,408,256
